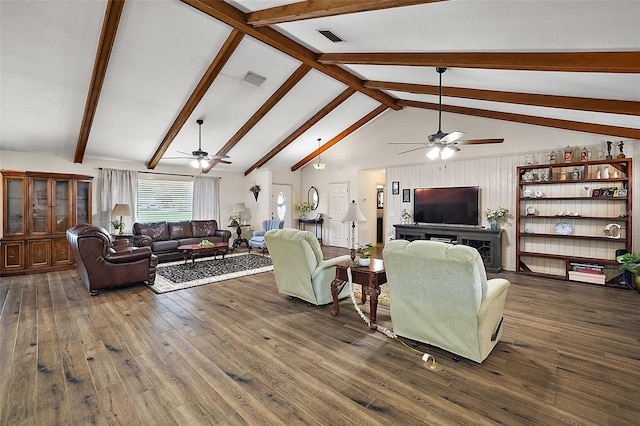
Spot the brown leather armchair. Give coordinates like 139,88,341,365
67,224,158,296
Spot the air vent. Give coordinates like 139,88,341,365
318,29,344,43
242,71,267,87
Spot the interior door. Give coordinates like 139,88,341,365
271,184,292,229
328,182,350,247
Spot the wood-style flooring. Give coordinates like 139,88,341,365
1,245,640,425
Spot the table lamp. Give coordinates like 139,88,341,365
111,203,132,235
234,202,246,224
342,200,366,264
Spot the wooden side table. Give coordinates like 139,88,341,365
330,258,387,331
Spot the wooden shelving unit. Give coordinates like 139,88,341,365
1,170,93,276
515,158,632,285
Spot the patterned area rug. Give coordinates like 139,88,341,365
150,253,273,294
352,282,390,306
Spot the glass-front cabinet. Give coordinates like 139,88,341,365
4,176,26,236
75,180,91,225
28,177,72,235
1,171,93,275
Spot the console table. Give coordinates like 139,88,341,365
394,224,504,273
298,218,323,244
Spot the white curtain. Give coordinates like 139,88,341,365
99,168,138,232
192,176,220,222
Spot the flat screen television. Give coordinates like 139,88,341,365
413,186,479,226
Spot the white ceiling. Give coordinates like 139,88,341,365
1,0,639,174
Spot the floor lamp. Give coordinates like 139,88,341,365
342,200,366,264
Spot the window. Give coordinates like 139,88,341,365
138,177,193,222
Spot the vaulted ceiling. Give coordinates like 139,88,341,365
1,0,639,175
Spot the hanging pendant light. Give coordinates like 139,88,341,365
313,138,326,170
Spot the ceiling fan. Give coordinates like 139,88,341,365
390,67,503,159
163,119,231,168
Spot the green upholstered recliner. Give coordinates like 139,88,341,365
264,228,351,305
383,239,510,363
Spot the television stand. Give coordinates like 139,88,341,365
393,224,504,272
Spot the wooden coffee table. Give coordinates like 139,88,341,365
330,258,387,331
177,242,228,266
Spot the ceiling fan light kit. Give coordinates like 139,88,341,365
391,67,503,160
163,119,231,169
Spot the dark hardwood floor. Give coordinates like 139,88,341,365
1,245,640,425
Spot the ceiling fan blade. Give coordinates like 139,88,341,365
461,138,505,145
208,154,230,159
210,159,232,165
440,131,465,144
177,151,192,156
162,156,191,160
388,142,428,145
398,146,427,155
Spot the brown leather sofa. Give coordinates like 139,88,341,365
67,224,159,296
131,220,231,262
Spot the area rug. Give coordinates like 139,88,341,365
150,253,273,294
352,283,390,306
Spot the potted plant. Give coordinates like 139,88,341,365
295,202,312,219
484,207,511,230
249,184,261,201
356,243,375,266
400,209,411,224
616,252,640,292
111,219,124,235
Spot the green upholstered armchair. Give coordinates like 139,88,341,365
383,239,510,363
264,228,351,305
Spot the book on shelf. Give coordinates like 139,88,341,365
568,270,606,285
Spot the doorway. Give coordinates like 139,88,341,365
327,182,349,247
376,184,384,244
271,184,292,229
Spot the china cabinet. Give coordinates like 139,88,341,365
515,158,632,284
1,170,93,275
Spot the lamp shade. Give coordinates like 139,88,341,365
111,203,132,217
342,200,366,223
234,202,246,213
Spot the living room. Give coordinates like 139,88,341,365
1,0,639,423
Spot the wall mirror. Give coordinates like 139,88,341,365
308,186,319,210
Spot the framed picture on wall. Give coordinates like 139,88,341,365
402,189,410,203
392,181,399,195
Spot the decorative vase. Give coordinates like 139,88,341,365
490,220,498,230
359,257,370,267
301,211,307,219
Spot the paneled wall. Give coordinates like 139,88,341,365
386,143,637,272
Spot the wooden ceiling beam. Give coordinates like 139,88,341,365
247,0,445,27
146,29,244,169
398,99,640,139
366,80,640,116
291,104,389,171
203,64,312,173
180,0,400,110
245,87,357,176
74,0,125,163
319,52,640,73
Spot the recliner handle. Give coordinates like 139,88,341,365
491,317,504,342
